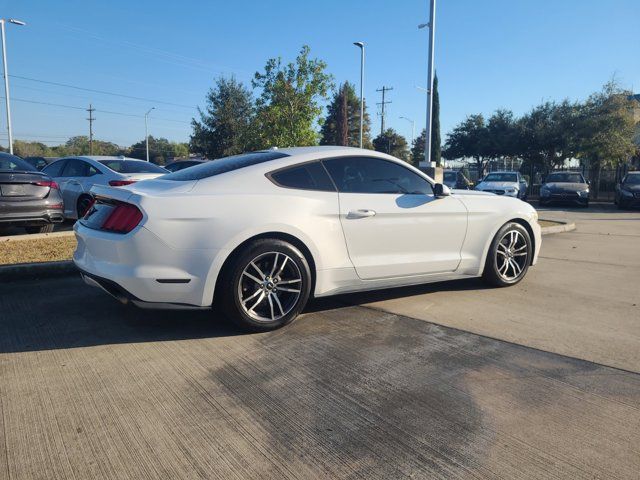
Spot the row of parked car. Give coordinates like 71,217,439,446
0,153,206,234
443,167,640,209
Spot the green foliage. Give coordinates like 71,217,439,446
128,136,188,165
320,81,372,148
13,140,49,158
250,45,334,149
373,128,409,161
443,114,490,176
61,136,123,156
190,76,254,158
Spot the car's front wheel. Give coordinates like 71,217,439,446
219,239,312,331
483,222,532,287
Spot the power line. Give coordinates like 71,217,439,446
8,74,197,110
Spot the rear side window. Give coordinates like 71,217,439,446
42,159,67,177
323,156,433,195
163,151,289,181
269,162,335,192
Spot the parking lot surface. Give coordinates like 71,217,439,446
1,204,639,479
1,276,639,478
358,203,640,372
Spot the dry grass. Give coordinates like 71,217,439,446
0,235,77,265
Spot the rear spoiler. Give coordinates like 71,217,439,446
90,184,135,203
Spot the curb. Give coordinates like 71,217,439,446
540,219,576,235
0,260,77,283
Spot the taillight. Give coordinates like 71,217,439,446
109,180,137,187
101,203,143,233
34,180,59,189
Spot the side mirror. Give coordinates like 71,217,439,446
434,183,451,197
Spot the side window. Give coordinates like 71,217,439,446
42,159,67,177
322,157,433,195
61,159,92,177
269,162,335,192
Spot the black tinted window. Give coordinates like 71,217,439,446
270,162,335,191
163,151,289,181
99,160,166,173
0,153,37,172
42,159,66,177
62,159,96,177
323,157,433,195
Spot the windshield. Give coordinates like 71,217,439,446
623,174,640,186
545,172,585,183
0,153,38,172
443,172,456,182
483,173,517,182
162,151,288,181
99,159,167,174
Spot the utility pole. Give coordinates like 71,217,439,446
1,18,26,155
376,86,393,136
419,0,437,166
86,104,95,155
353,42,365,148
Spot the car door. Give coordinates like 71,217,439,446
322,156,468,280
58,159,97,217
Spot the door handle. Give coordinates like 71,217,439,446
347,209,376,219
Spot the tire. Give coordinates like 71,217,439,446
77,195,94,219
25,224,54,234
218,239,312,332
482,222,532,287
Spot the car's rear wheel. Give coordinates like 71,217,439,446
219,239,312,331
482,222,532,287
25,224,54,234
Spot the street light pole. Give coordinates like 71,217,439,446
353,42,365,148
0,18,25,155
419,0,436,167
145,107,155,162
399,116,415,146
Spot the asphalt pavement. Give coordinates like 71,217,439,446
1,204,639,479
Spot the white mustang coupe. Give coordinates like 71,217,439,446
74,147,541,331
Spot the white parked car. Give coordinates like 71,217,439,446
74,147,541,331
475,171,528,199
42,156,168,219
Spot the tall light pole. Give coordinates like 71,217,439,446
419,0,436,167
399,116,415,147
1,18,25,155
144,107,155,162
353,42,365,148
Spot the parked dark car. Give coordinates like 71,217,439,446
615,171,640,209
0,153,64,234
164,159,205,172
23,156,59,171
539,171,590,207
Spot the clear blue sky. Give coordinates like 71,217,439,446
0,0,638,149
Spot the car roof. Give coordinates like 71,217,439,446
486,171,518,174
61,156,142,162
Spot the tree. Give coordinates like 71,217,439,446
486,109,519,168
61,136,122,156
250,45,334,148
516,100,580,174
373,128,409,161
320,81,372,148
128,136,186,165
577,81,637,197
13,140,49,158
410,74,442,167
190,76,253,158
443,114,490,177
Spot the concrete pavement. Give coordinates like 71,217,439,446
354,204,640,372
1,274,640,479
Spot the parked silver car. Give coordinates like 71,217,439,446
42,156,168,219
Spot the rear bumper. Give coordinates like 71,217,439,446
0,196,64,226
73,222,223,307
